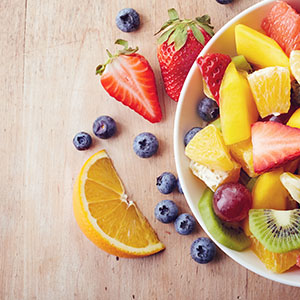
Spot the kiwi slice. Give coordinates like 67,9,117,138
249,209,300,253
198,188,251,251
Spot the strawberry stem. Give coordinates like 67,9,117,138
96,40,139,76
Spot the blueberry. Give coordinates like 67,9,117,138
216,0,233,4
73,132,92,151
116,8,140,32
133,132,159,158
154,200,178,223
190,237,216,264
197,97,219,122
93,116,116,139
184,127,202,146
156,172,177,194
177,179,184,194
174,213,196,235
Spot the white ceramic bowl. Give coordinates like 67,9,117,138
174,0,300,287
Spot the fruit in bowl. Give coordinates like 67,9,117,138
174,0,300,287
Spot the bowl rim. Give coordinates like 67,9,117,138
174,0,300,287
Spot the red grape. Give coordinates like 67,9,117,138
213,183,252,222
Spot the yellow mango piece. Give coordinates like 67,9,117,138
220,62,258,145
235,24,290,69
287,108,300,128
185,124,234,171
252,168,288,210
247,66,291,118
229,139,258,177
190,160,240,192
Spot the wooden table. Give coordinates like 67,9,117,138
2,0,300,299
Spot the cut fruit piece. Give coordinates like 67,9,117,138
251,168,288,210
261,1,300,57
250,236,300,273
249,209,300,253
280,172,300,204
211,118,221,131
190,160,240,192
252,121,300,173
229,139,257,177
247,66,291,118
283,158,300,173
290,50,300,84
185,124,234,171
235,24,290,69
232,55,252,72
73,150,165,257
220,62,258,145
203,78,217,103
287,108,300,128
198,188,251,251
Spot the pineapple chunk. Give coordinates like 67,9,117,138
190,160,240,192
185,124,233,171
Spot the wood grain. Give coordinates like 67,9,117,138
1,0,300,299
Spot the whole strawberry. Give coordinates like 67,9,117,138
96,40,162,123
156,9,214,102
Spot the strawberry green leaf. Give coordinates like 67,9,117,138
190,24,205,45
197,23,214,37
154,20,174,36
157,27,176,45
174,26,188,51
115,39,128,48
168,23,185,46
168,8,179,21
196,15,211,24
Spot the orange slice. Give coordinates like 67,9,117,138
247,66,291,118
290,50,300,84
73,150,165,257
251,236,300,273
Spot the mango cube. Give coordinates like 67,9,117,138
220,62,258,145
229,139,257,177
235,24,290,69
252,168,288,210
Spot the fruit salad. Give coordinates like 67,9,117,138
184,1,300,274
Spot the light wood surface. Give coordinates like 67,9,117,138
1,0,300,299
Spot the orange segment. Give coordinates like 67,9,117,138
87,157,124,194
290,50,300,84
73,150,165,257
251,236,300,273
247,66,291,118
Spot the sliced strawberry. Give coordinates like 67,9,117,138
156,9,213,102
252,121,300,173
197,53,231,105
96,40,162,123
